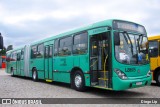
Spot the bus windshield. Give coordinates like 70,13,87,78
114,32,149,65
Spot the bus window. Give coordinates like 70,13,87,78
31,46,37,58
73,32,88,54
149,41,158,57
37,44,44,58
17,53,21,61
49,46,53,57
59,36,72,56
45,47,49,58
6,53,11,62
21,49,24,60
12,52,17,61
54,39,59,56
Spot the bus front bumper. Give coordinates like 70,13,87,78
112,75,152,91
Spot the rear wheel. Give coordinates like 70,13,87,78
155,71,160,86
72,70,86,91
11,68,14,77
32,69,38,81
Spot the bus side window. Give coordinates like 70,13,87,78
149,41,158,57
49,46,53,57
10,53,13,61
45,47,49,58
54,39,59,56
73,32,88,54
37,44,44,58
59,36,72,56
6,54,11,62
12,52,17,61
31,46,37,58
17,53,21,61
21,49,24,60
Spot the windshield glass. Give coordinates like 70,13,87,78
114,32,149,65
149,41,158,57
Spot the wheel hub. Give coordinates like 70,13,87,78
11,70,14,75
33,71,36,79
75,74,82,88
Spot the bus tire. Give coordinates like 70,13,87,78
32,69,38,82
72,70,86,91
11,68,14,77
155,71,160,86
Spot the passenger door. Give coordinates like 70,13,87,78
44,45,53,79
20,49,24,76
16,52,21,75
88,27,111,88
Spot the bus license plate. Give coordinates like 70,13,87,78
136,82,142,86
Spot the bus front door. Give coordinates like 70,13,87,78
44,45,53,80
90,32,111,88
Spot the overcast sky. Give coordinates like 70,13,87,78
0,0,160,48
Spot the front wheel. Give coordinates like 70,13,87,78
155,71,160,86
72,71,86,91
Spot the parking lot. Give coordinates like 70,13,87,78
0,69,160,106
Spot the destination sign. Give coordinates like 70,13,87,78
113,20,146,34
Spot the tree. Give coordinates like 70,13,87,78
0,46,6,56
7,45,13,51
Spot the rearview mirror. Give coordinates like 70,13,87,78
114,32,120,46
0,33,3,49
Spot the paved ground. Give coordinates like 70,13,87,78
0,69,160,106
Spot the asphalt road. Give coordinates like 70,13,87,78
0,69,160,106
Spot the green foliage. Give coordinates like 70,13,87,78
7,45,13,51
0,47,6,55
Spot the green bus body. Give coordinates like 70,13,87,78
6,19,152,91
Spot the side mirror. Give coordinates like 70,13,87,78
114,32,120,46
0,33,3,49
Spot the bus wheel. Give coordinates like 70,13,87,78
32,69,38,81
73,70,86,91
11,68,14,77
156,71,160,86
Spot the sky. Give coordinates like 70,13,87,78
0,0,160,48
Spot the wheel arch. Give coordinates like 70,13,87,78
70,67,84,78
32,67,37,72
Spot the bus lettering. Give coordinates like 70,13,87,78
125,68,136,72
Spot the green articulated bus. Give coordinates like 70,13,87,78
6,19,152,91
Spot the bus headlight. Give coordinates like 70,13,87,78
114,69,128,80
147,70,151,77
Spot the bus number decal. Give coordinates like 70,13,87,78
125,68,136,72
